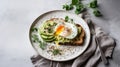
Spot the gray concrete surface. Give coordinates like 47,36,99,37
0,0,120,67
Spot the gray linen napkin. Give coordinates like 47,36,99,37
30,14,115,67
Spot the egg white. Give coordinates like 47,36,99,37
54,22,78,39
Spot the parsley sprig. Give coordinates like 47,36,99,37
62,0,102,17
63,4,73,10
93,9,102,17
52,48,61,55
31,28,46,50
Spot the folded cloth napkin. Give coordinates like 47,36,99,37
30,13,116,67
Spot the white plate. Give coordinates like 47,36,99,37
29,10,90,61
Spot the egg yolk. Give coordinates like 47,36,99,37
55,25,64,36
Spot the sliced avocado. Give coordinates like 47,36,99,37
44,25,49,28
39,26,46,34
39,27,54,36
47,21,56,26
39,29,54,36
41,35,54,39
43,37,56,42
40,32,54,36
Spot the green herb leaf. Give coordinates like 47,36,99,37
70,19,73,22
52,49,61,55
62,0,102,18
75,3,85,14
72,0,79,5
89,0,98,8
32,34,46,50
39,41,46,50
31,28,38,32
75,10,80,14
63,4,73,10
32,34,39,42
65,16,69,22
93,9,102,17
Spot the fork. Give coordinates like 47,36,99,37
87,19,108,65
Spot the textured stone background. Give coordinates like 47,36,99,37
0,0,120,67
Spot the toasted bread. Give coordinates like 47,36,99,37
73,24,85,45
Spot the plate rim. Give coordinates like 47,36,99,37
29,10,91,61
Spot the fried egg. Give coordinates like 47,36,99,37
54,22,78,39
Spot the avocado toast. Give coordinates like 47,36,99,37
39,18,85,45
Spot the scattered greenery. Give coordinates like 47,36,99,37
31,28,46,50
64,16,74,24
32,34,39,42
31,28,38,32
93,9,102,17
75,3,85,14
39,41,46,50
72,0,79,5
52,49,61,55
89,0,98,8
65,16,69,22
62,0,102,17
63,4,73,10
70,19,73,22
